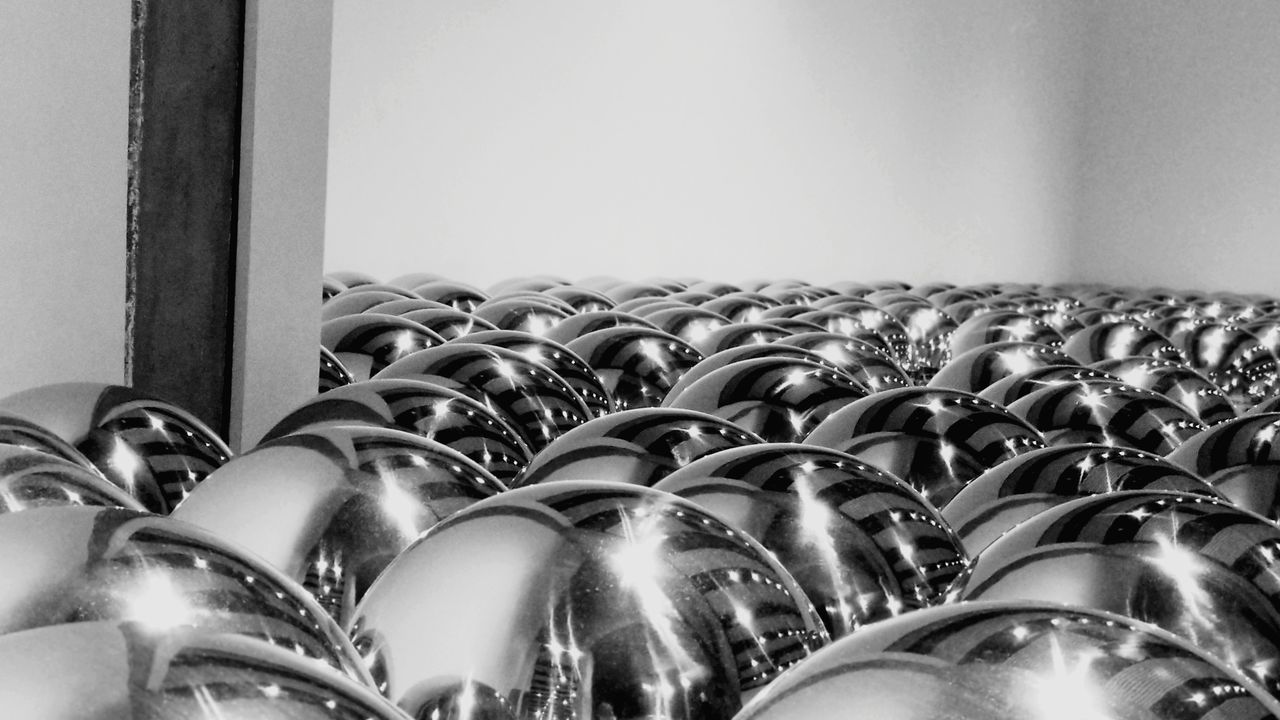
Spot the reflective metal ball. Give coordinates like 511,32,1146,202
348,481,829,718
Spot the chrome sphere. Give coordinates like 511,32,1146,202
399,306,499,340
0,445,144,513
776,332,913,393
464,330,613,418
1094,356,1236,426
928,341,1076,395
1165,412,1280,521
472,296,573,336
977,364,1120,407
1173,322,1280,412
1006,378,1206,454
692,323,793,356
942,443,1219,555
320,313,445,381
663,357,867,444
949,310,1064,356
261,378,533,485
512,408,762,488
565,327,705,410
0,410,98,470
653,443,966,634
0,383,232,513
347,481,829,719
0,621,406,718
543,310,660,345
377,343,593,452
172,425,503,624
0,506,370,683
804,387,1047,508
735,601,1280,719
1061,320,1184,364
950,490,1280,695
319,345,356,394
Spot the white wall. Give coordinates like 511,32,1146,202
326,1,1084,289
0,1,130,395
1073,1,1280,296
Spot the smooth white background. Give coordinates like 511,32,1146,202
326,1,1280,294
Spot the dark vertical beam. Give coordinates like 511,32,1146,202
127,0,246,436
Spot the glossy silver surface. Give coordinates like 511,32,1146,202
665,344,869,403
736,601,1280,719
1007,378,1206,454
976,364,1120,407
400,306,499,340
949,310,1064,356
173,424,503,624
378,343,593,452
348,481,829,719
464,329,613,418
262,378,533,485
642,306,733,348
542,285,617,313
512,408,762,488
951,490,1280,696
319,345,357,393
653,443,966,635
1165,412,1280,521
543,310,661,345
565,326,705,410
1173,322,1280,412
692,322,793,356
0,621,408,719
321,313,446,381
0,445,145,513
803,387,1047,508
0,506,371,684
1061,320,1184,365
663,357,867,444
880,298,957,383
928,341,1076,395
0,409,99,471
472,296,574,336
1094,355,1237,425
0,382,232,514
410,280,489,312
776,332,912,393
942,443,1220,555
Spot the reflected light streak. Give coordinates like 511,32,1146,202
1029,636,1109,720
125,573,194,631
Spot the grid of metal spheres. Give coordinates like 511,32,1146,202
2,276,1280,719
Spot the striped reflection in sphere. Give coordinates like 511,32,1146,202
348,481,828,719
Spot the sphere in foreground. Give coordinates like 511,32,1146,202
0,621,406,719
950,490,1280,695
349,481,829,719
172,425,503,624
735,601,1280,720
653,443,966,634
0,506,370,683
0,445,145,513
0,382,232,513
